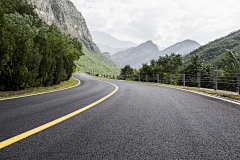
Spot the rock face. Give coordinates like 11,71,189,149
112,40,160,68
160,39,200,56
28,0,99,52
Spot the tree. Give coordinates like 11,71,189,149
181,54,212,87
0,2,84,90
120,65,134,75
222,50,240,91
156,53,182,74
181,54,211,74
139,63,153,75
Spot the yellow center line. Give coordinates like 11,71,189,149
0,77,118,149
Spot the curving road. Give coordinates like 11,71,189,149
0,73,240,159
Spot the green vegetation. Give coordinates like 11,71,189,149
120,65,133,75
139,53,183,75
0,76,79,99
75,47,121,75
183,30,240,68
0,0,82,91
118,50,240,92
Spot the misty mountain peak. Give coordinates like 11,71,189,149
145,40,153,44
112,40,160,68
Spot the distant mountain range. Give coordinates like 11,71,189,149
112,40,159,68
96,43,129,55
157,45,166,51
91,31,168,56
90,31,137,48
111,39,201,68
160,39,200,56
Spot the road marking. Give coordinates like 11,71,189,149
0,77,118,149
159,85,240,105
101,77,240,106
0,74,81,101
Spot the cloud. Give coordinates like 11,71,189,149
71,0,240,47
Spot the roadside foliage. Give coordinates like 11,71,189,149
0,0,84,90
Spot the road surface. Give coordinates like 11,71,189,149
0,73,240,159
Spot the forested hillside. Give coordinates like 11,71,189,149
0,0,83,90
183,30,240,68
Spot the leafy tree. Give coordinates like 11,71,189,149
224,50,240,71
181,54,212,87
156,53,182,74
0,5,15,76
133,68,140,75
139,63,153,75
120,65,134,75
222,50,240,91
181,54,211,74
0,1,84,90
140,53,182,76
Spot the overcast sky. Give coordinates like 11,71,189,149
70,0,240,47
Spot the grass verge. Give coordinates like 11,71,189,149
0,77,79,100
146,83,240,101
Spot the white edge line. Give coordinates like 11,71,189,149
157,85,240,106
99,77,240,106
0,74,81,101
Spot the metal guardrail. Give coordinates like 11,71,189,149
89,69,240,95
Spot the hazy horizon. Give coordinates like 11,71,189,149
70,0,240,47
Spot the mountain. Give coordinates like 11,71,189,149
157,45,166,51
183,30,240,68
27,0,120,74
101,52,112,60
112,40,160,68
96,43,129,55
111,39,201,69
90,31,138,48
160,39,200,56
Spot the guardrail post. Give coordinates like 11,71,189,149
139,74,140,81
146,74,148,82
170,74,172,85
213,71,217,91
197,72,201,88
182,74,185,86
237,69,240,95
157,74,159,83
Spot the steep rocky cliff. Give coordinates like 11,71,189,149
27,0,120,74
27,0,99,52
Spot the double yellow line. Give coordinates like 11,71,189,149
0,77,118,149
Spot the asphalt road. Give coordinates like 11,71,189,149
1,73,240,159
